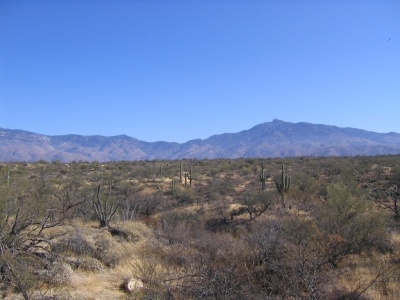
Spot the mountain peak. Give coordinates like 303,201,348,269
1,121,400,161
272,118,284,123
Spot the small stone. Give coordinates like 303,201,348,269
123,277,144,293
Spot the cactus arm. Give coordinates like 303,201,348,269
259,168,268,190
275,164,291,208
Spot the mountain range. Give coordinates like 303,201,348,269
1,119,400,162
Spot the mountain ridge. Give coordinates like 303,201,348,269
1,119,400,162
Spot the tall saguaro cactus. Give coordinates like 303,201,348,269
260,167,268,191
6,165,10,188
171,179,176,195
276,164,291,207
188,166,193,187
180,163,193,187
183,166,194,187
180,161,183,184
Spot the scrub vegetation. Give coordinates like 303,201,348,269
1,155,400,299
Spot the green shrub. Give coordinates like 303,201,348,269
316,183,389,265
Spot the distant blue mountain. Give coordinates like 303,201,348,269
1,119,400,162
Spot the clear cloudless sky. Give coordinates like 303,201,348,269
1,0,399,143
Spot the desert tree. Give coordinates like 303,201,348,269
378,184,400,220
138,194,160,218
119,195,142,221
92,178,130,227
51,178,89,219
240,191,272,220
0,165,67,299
316,182,389,266
279,213,331,298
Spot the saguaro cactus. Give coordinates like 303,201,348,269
6,165,10,188
188,166,193,187
171,179,176,195
276,164,291,207
259,168,268,191
182,165,193,187
180,161,183,183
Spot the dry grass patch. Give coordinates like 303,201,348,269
50,219,152,270
67,270,127,300
390,230,400,244
37,220,156,299
333,252,400,300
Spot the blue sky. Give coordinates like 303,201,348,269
1,0,399,143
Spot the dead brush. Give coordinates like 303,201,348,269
51,225,131,269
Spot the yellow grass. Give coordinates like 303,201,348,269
333,229,400,300
28,218,156,299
